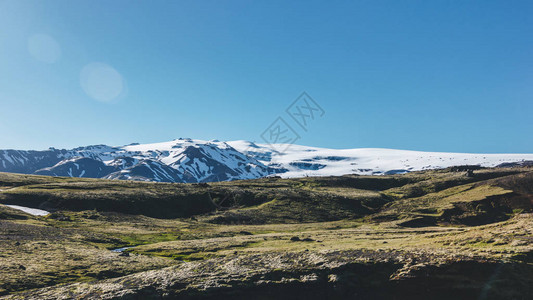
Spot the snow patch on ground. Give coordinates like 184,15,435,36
4,205,49,216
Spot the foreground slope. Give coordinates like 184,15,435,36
0,166,532,299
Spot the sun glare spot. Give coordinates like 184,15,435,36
80,62,125,102
27,34,62,64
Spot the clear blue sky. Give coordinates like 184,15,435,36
0,0,532,153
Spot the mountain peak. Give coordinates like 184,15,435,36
1,139,533,182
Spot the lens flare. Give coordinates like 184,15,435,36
80,62,125,102
27,34,62,64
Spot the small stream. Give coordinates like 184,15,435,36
110,246,134,253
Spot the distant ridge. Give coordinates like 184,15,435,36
1,139,532,182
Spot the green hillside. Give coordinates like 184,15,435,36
0,167,532,299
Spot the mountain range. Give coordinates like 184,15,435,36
1,138,533,183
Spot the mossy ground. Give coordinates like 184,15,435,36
0,167,532,298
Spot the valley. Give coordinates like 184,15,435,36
0,166,532,298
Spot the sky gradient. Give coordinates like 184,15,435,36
0,0,532,153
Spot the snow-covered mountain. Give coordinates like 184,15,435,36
1,138,533,182
0,139,273,183
229,141,533,176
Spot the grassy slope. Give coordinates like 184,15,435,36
0,167,532,298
